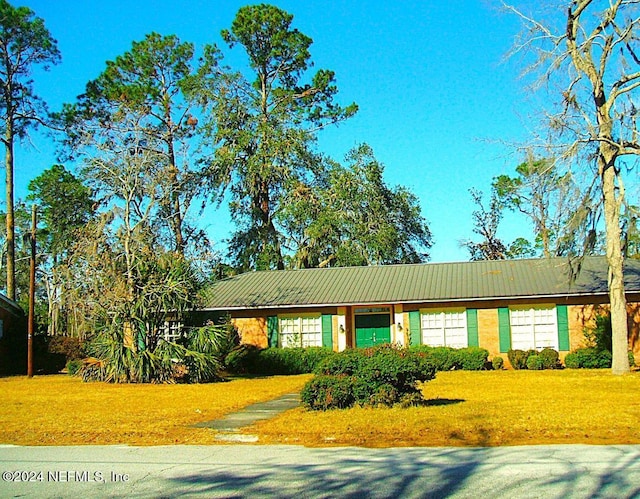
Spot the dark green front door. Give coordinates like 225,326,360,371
355,314,391,348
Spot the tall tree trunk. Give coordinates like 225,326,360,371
601,153,629,374
162,91,185,256
4,124,15,301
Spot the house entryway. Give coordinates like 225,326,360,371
355,312,391,347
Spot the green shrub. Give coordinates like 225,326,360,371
457,347,489,370
355,347,433,394
300,375,355,410
584,313,612,352
214,319,242,370
507,349,537,370
492,356,504,370
572,311,636,369
526,354,540,370
66,359,83,376
565,348,635,369
315,348,365,376
538,348,560,369
407,346,488,371
304,347,341,372
368,383,400,407
303,344,436,410
565,348,611,369
408,346,457,371
223,344,256,373
229,346,337,375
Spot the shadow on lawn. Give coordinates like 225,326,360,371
163,445,640,498
422,398,465,407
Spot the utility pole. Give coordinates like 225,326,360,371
27,204,36,378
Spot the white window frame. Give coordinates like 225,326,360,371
420,308,468,349
161,320,183,342
279,314,323,348
509,305,558,351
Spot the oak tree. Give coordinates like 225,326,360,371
504,0,640,373
280,144,432,268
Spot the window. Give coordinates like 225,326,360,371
420,309,468,348
162,320,183,342
510,306,558,350
279,315,322,348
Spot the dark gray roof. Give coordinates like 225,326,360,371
200,256,640,310
0,292,23,315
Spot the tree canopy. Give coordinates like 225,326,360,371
209,4,358,270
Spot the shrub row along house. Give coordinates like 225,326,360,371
197,257,640,367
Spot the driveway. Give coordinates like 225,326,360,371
2,444,639,498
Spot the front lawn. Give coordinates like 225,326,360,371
0,374,311,445
254,370,640,447
1,370,639,447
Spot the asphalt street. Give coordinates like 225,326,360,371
1,443,640,498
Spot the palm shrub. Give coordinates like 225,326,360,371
79,251,228,383
82,322,226,383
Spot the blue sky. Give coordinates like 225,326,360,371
13,0,535,263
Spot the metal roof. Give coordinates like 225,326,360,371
0,292,24,316
200,256,640,310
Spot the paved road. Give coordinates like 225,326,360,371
1,444,639,498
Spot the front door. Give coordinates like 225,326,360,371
355,313,391,348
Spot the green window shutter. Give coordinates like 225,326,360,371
267,316,279,348
466,309,479,347
409,311,421,346
498,308,511,353
321,314,333,349
556,305,570,351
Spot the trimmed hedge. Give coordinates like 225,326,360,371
509,348,560,370
408,346,489,371
507,349,537,370
526,348,561,370
565,348,636,369
226,346,336,375
302,344,436,410
492,356,504,370
230,344,490,376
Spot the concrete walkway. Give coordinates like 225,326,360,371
193,392,301,442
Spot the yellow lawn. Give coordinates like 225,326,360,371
1,370,639,447
254,370,640,447
0,374,311,446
